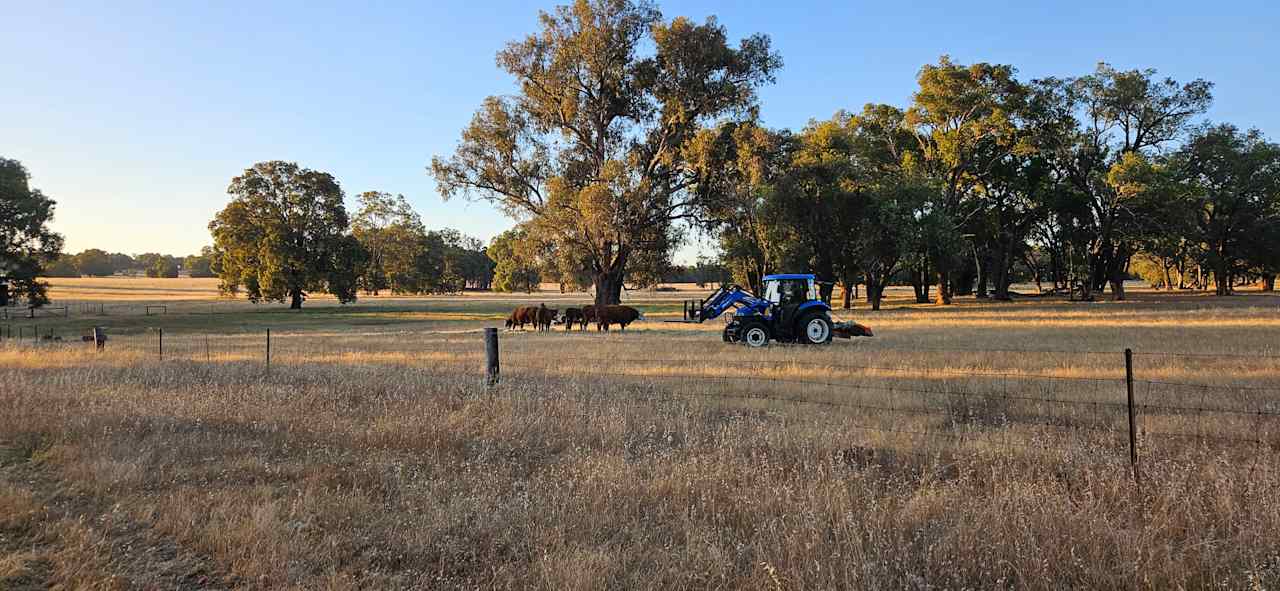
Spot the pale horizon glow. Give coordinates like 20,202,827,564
4,0,1277,263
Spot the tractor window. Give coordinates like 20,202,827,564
779,280,807,304
764,279,816,304
763,281,781,304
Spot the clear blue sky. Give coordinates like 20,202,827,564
4,0,1277,262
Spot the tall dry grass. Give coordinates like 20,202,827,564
3,293,1280,588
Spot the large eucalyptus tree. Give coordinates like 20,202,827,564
209,161,363,309
431,0,779,306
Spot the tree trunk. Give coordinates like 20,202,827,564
911,264,931,304
1263,274,1276,292
1109,277,1125,300
1107,244,1129,301
592,245,628,311
1087,241,1111,298
749,256,766,296
289,290,304,309
593,270,624,308
816,282,834,304
1075,259,1094,301
975,247,990,299
992,243,1013,301
841,281,853,309
935,270,953,305
1213,258,1231,296
865,271,884,311
815,254,836,304
1049,246,1063,292
953,265,975,297
609,276,624,303
1108,258,1127,300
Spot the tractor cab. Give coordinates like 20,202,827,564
760,274,823,341
761,274,819,308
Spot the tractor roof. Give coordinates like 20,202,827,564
762,273,815,281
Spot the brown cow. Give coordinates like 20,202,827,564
561,307,584,331
505,305,539,330
535,304,558,332
579,304,597,330
595,305,643,331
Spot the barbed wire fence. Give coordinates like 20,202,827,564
0,298,233,322
3,324,1278,483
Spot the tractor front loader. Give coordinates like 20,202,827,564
673,274,873,347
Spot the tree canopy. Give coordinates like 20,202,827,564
185,247,216,278
352,191,432,295
489,227,541,293
209,161,363,308
432,0,780,306
689,57,1245,306
0,157,63,307
73,248,115,277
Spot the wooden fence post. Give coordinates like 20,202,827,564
1125,348,1141,491
158,328,164,360
484,328,500,386
265,328,271,372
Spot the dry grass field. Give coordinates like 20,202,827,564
2,277,1279,588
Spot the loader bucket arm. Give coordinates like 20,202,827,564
695,284,770,322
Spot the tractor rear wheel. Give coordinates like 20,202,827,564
799,313,833,345
740,321,771,348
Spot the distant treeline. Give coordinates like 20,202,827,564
45,249,214,279
50,198,495,298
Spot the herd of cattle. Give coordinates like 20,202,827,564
505,304,644,332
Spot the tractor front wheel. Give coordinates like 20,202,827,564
740,322,771,348
799,313,833,345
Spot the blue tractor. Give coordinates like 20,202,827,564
680,274,873,347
